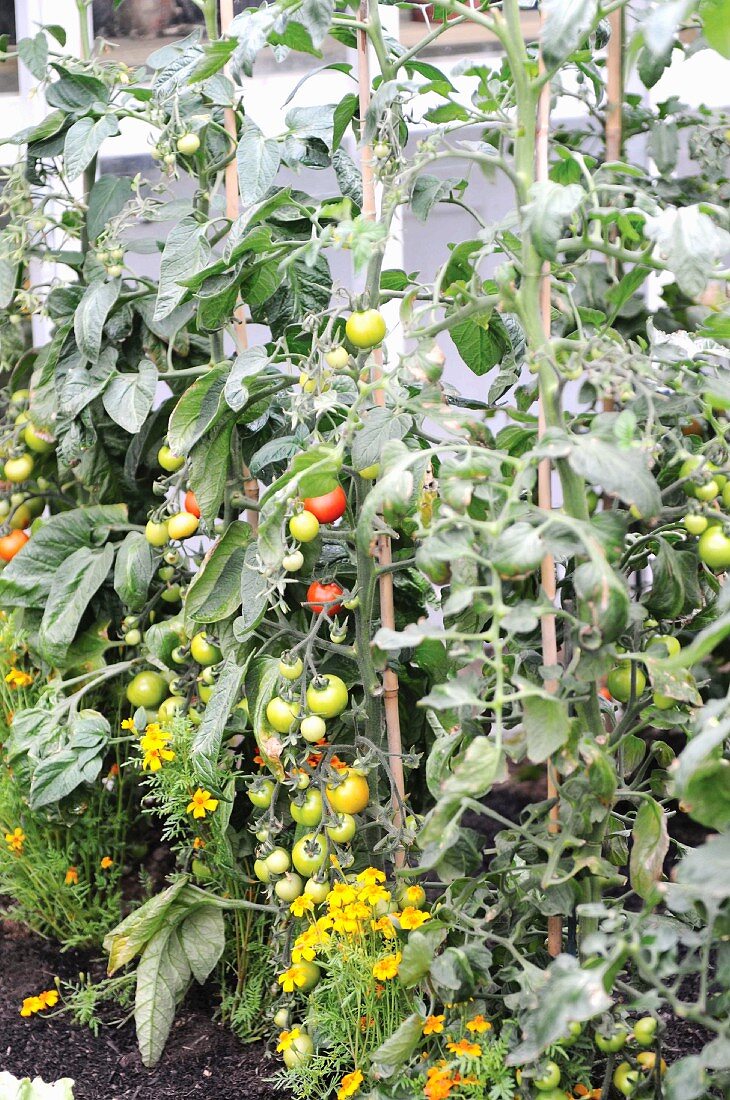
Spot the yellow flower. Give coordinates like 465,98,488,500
100,856,113,870
337,1069,364,1100
277,964,313,993
20,990,58,1016
141,745,175,772
37,989,58,1008
64,866,79,886
5,827,25,854
358,883,391,907
423,1014,445,1035
140,726,172,752
5,668,33,689
327,882,358,909
466,1014,492,1033
290,895,315,918
121,718,136,731
277,1027,301,1052
398,906,431,930
371,915,397,940
446,1038,481,1058
186,789,219,819
372,951,401,981
356,867,386,887
402,885,426,906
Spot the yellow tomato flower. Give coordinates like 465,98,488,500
5,827,25,854
276,1027,301,1052
466,1014,492,1033
5,668,33,688
290,895,314,917
446,1038,481,1058
100,856,113,870
64,866,79,886
337,1069,364,1100
398,906,431,930
186,788,219,819
423,1014,446,1035
372,951,401,981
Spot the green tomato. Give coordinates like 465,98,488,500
190,632,223,666
198,683,213,704
254,858,271,883
248,780,275,809
23,424,54,454
191,858,213,882
698,526,730,571
125,628,142,647
300,715,327,743
176,132,201,155
358,463,380,480
145,519,170,547
274,872,304,903
282,550,305,572
607,663,646,703
304,876,330,904
278,655,304,681
723,481,730,509
282,1031,314,1068
158,565,176,582
534,1062,561,1091
653,692,676,710
266,696,300,733
289,510,320,543
158,695,185,722
292,833,327,876
160,584,182,603
126,671,168,709
305,674,348,718
158,444,185,472
4,454,34,483
345,308,387,349
613,1062,640,1096
265,847,291,875
679,456,718,501
324,346,349,369
647,634,681,658
595,1024,628,1053
273,1008,289,1029
290,789,323,827
632,1017,657,1047
325,813,356,844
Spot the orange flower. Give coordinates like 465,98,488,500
465,1014,492,1033
446,1038,481,1058
193,836,206,849
100,856,113,869
337,1069,364,1100
424,1066,459,1100
423,1014,445,1035
64,866,79,886
372,951,401,981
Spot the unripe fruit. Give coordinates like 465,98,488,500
167,511,199,540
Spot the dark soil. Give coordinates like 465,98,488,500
0,921,281,1100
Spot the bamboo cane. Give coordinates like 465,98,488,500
603,8,623,420
537,22,562,961
218,0,260,532
356,1,407,864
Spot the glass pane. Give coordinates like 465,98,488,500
0,0,18,94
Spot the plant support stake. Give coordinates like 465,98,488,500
357,0,407,865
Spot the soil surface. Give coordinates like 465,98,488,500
0,921,281,1100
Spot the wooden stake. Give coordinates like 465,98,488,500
602,8,623,420
356,1,407,864
537,25,562,961
219,0,259,532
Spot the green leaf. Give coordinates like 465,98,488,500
224,346,270,412
332,91,358,151
18,34,48,80
440,736,501,799
568,436,661,517
30,710,110,809
0,231,18,310
180,905,226,984
450,312,512,376
700,0,730,55
245,656,286,778
522,181,583,260
37,544,114,667
645,205,730,298
60,348,117,416
168,362,230,454
114,532,154,612
187,38,237,82
541,0,598,66
63,114,120,182
630,797,669,900
371,1014,424,1076
645,538,685,619
351,407,411,471
135,924,191,1066
87,176,133,244
573,558,631,646
397,926,445,988
679,760,730,831
639,0,694,60
46,70,108,112
102,358,157,434
0,505,126,609
237,118,280,207
185,522,253,624
74,279,121,362
523,695,571,763
154,216,211,321
188,424,233,529
192,655,247,787
233,543,270,639
104,877,190,973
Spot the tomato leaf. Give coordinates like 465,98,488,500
114,532,154,612
185,522,253,625
630,797,669,900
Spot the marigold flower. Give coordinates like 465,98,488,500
327,882,358,909
466,1014,492,1033
446,1038,481,1058
193,836,206,849
356,867,386,887
424,1066,459,1100
20,989,58,1017
337,1069,364,1100
399,906,432,930
253,752,265,767
290,895,314,918
276,1027,301,1052
372,951,401,981
423,1014,446,1035
277,964,312,992
5,668,33,688
141,745,175,771
186,788,219,819
5,827,25,854
121,718,136,731
100,856,113,869
371,915,397,940
64,866,79,885
37,989,58,1008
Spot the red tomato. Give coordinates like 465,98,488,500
302,485,347,524
306,580,344,617
184,490,201,518
0,528,29,561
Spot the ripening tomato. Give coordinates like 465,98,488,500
158,696,186,722
190,632,222,666
292,833,327,876
0,528,29,561
636,1052,666,1074
306,581,344,617
282,550,304,572
304,876,330,904
325,346,349,369
306,674,348,717
326,770,369,815
698,526,730,571
302,486,347,524
290,789,323,827
345,309,387,349
325,813,356,844
184,490,201,518
266,696,300,732
300,714,327,743
23,424,54,454
264,847,291,875
282,1030,314,1068
158,444,185,472
145,519,169,547
274,872,304,903
167,511,199,540
253,858,271,883
289,510,320,543
278,654,304,681
3,454,34,483
126,671,168,709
